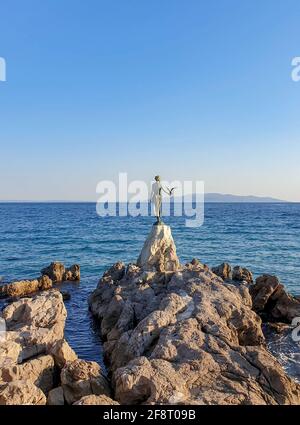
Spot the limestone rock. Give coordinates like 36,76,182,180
41,262,80,282
89,256,300,405
47,386,64,405
0,275,53,299
0,380,46,405
73,394,119,405
0,354,55,394
212,263,232,280
137,224,180,272
250,275,300,322
0,341,22,368
61,359,110,405
50,339,78,368
0,279,40,298
41,262,66,282
233,266,253,283
63,264,80,281
2,290,67,360
38,275,53,290
114,357,189,404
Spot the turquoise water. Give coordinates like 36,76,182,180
0,202,299,364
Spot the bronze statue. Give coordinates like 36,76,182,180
151,175,176,225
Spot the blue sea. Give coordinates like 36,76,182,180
0,202,300,375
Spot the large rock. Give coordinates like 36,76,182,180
250,275,300,322
2,290,67,361
212,263,232,280
0,341,22,368
41,262,80,282
50,339,78,368
232,266,253,283
47,386,65,405
0,275,53,299
114,357,189,404
61,359,110,405
0,354,55,394
73,394,119,405
137,224,180,272
63,264,80,281
0,380,46,405
38,275,53,290
89,254,300,405
41,262,65,282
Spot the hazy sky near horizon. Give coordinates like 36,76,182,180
0,0,300,201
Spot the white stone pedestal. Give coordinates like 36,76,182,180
137,224,180,272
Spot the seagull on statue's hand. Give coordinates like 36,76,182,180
167,187,177,196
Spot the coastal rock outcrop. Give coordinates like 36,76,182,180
41,262,65,282
2,290,66,361
212,263,232,280
0,262,80,299
212,263,253,283
0,276,52,299
60,359,110,404
41,262,80,283
50,339,78,368
0,289,113,405
250,274,300,322
137,224,180,272
0,380,47,405
89,226,300,405
232,266,253,283
0,354,55,394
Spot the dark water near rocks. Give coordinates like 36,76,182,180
0,202,299,379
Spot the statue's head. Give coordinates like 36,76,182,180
154,175,160,182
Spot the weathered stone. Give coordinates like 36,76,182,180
0,275,53,299
232,266,253,283
103,262,126,282
2,290,67,360
114,357,189,404
0,354,55,394
63,264,80,281
73,394,119,405
61,359,110,405
40,262,80,282
250,275,300,322
0,380,46,405
0,341,22,368
212,263,232,280
50,339,77,368
41,262,65,283
0,279,40,298
38,275,53,290
47,386,64,405
89,255,300,405
137,224,180,272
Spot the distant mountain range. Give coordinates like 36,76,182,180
203,193,287,203
170,193,288,203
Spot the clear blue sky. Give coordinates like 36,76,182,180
0,0,299,201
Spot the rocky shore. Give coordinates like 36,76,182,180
0,262,80,299
0,289,115,405
1,224,300,405
88,224,300,405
